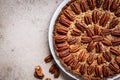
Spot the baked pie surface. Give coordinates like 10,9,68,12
53,0,120,79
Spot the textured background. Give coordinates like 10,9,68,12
0,0,73,80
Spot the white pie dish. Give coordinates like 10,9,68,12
48,0,120,80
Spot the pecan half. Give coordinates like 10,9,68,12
54,68,60,78
45,78,51,80
111,30,120,37
92,35,103,42
102,65,110,77
87,54,95,65
81,36,92,43
64,55,74,66
64,10,75,21
80,0,88,12
71,28,81,36
94,25,101,35
97,55,104,65
70,45,80,53
80,64,87,75
71,2,80,14
110,0,120,12
95,66,103,78
115,8,120,17
67,37,78,45
59,16,71,27
96,42,102,53
75,21,86,32
86,28,94,37
99,12,110,27
87,65,95,75
112,39,120,46
44,55,53,63
78,50,86,62
54,35,67,43
96,0,103,8
35,66,44,79
92,11,100,24
59,49,70,58
87,0,96,10
84,14,92,25
103,0,112,10
102,38,112,46
109,61,119,73
110,47,120,56
56,42,69,51
115,56,120,66
109,18,119,29
49,64,56,74
56,26,68,35
103,51,112,62
100,29,111,35
87,42,97,52
71,60,80,70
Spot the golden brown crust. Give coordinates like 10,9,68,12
53,0,120,79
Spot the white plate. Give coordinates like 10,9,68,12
48,0,120,80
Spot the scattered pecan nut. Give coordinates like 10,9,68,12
45,78,51,80
44,55,53,63
34,66,44,79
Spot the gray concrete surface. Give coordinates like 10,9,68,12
0,0,73,80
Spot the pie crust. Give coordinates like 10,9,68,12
53,0,120,79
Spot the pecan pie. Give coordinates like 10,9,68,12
53,0,120,79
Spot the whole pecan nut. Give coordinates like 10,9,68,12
71,2,81,14
44,55,53,63
59,16,71,27
99,12,110,27
70,45,80,53
103,51,112,62
87,54,95,65
64,10,75,21
78,50,86,62
81,36,92,43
